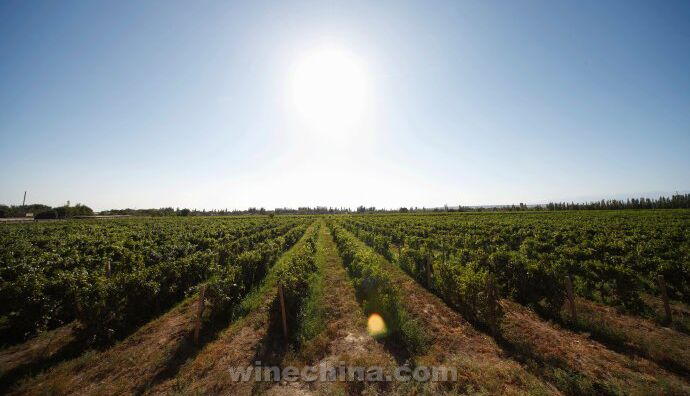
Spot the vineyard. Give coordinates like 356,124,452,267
1,211,689,395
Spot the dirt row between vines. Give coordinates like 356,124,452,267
380,243,690,394
8,297,201,395
265,221,398,395
0,323,78,393
144,277,278,395
573,296,690,376
500,300,689,394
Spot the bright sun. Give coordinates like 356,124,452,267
290,47,369,132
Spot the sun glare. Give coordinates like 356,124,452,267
290,47,369,133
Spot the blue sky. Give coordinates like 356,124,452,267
1,0,688,210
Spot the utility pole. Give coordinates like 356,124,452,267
22,191,26,207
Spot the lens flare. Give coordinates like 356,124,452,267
367,313,387,337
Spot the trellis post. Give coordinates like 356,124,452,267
657,275,672,324
278,283,289,341
426,255,433,289
565,275,577,322
487,274,498,336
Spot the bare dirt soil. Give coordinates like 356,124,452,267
8,298,202,395
0,323,78,392
573,297,690,375
500,299,690,394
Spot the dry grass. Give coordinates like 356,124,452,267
500,300,689,395
572,297,690,376
642,294,690,334
146,294,277,395
0,323,78,392
9,298,200,396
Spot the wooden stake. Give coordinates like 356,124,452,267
565,275,577,322
657,275,672,324
278,283,288,341
425,255,433,289
487,274,498,336
194,285,206,344
75,300,84,323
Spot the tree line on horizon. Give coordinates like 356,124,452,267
541,194,690,211
1,194,688,219
0,203,94,219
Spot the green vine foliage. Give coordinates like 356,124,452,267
0,217,312,346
